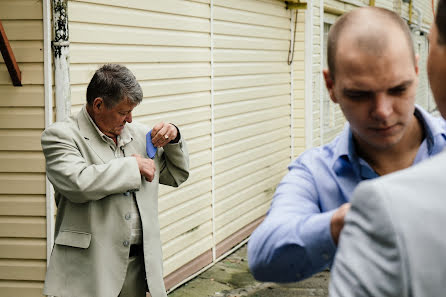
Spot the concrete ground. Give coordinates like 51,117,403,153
168,244,330,297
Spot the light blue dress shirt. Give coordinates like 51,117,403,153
248,106,446,282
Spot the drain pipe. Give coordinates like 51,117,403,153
43,0,55,266
53,0,71,122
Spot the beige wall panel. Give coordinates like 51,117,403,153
160,207,212,243
0,195,45,216
0,1,42,19
0,238,46,259
215,105,290,134
74,0,210,18
0,63,44,85
190,149,212,170
215,127,289,161
162,220,212,259
159,178,211,212
163,235,213,276
214,73,290,91
0,280,43,297
0,86,44,107
214,0,287,17
214,84,289,105
69,1,209,32
70,22,210,47
214,62,290,76
0,130,42,151
214,95,289,119
214,49,287,63
1,20,43,40
214,35,289,50
159,194,210,228
70,63,210,84
0,259,45,281
214,6,289,28
0,217,45,238
213,20,289,39
0,152,44,173
5,41,43,63
0,173,45,195
0,107,44,129
70,44,210,64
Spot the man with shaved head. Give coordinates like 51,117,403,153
330,1,446,295
248,6,446,283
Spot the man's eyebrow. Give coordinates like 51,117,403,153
390,80,413,89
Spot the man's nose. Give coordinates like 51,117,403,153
371,94,393,121
125,112,133,123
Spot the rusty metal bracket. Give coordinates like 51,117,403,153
286,1,307,10
0,20,22,86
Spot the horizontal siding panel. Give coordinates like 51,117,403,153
215,158,289,202
73,0,210,19
69,1,209,32
214,127,289,161
0,259,45,281
1,20,43,40
0,195,45,216
0,151,45,173
0,86,44,107
214,62,289,76
213,49,287,63
70,44,210,63
214,6,289,29
70,22,210,47
0,130,42,151
215,105,289,133
0,63,44,85
214,73,290,91
0,173,45,195
214,84,289,104
215,148,289,189
214,35,288,50
214,21,289,40
216,200,270,244
7,41,43,63
0,108,44,129
0,217,46,238
160,206,212,243
214,117,289,147
0,238,46,259
0,1,42,20
189,149,211,169
159,193,210,228
214,0,287,17
215,95,289,119
215,137,289,175
0,280,43,297
159,176,211,212
163,234,213,276
162,220,212,259
179,121,211,143
70,63,210,84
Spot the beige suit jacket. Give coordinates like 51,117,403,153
42,108,189,297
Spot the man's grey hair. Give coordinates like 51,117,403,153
86,64,143,108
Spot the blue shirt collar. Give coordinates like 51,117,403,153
332,105,446,178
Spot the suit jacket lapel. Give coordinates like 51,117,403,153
76,107,116,164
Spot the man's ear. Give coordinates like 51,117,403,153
92,97,104,112
323,69,338,103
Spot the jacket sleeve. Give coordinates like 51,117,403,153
329,181,403,297
248,160,337,282
157,133,189,187
41,124,141,203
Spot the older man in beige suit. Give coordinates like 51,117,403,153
42,64,189,297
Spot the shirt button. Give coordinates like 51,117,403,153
123,192,129,196
125,213,131,220
123,240,129,247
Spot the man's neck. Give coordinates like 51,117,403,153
355,115,425,176
85,105,118,145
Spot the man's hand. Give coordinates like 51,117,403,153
151,122,178,148
132,154,156,182
330,203,351,245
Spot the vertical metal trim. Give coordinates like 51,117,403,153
304,0,314,149
290,10,295,159
43,0,55,266
210,0,216,262
320,0,324,145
